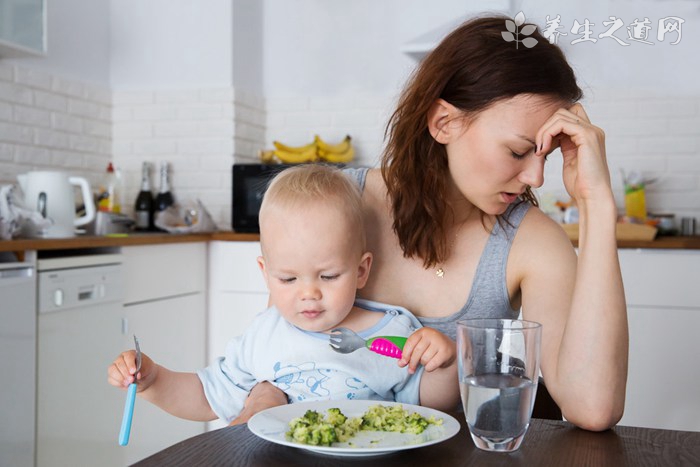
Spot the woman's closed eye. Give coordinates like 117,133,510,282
510,147,548,161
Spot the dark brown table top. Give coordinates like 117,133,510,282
134,416,700,467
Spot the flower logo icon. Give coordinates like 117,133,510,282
502,11,538,48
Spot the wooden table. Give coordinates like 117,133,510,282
134,417,700,466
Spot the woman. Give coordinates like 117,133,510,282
238,15,627,431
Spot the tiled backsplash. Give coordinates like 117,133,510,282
267,90,700,222
0,63,112,191
112,87,265,229
1,62,699,229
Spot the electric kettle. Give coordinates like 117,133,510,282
17,171,96,238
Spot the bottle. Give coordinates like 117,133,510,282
134,162,154,231
97,162,123,213
155,161,174,213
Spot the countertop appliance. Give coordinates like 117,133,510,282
36,253,125,467
232,163,292,232
17,170,96,238
0,254,36,467
232,162,357,233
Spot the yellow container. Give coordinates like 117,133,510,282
624,185,646,220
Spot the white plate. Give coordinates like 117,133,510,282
247,400,461,457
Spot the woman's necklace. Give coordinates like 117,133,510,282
435,216,469,278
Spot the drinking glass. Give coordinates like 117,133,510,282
457,318,542,452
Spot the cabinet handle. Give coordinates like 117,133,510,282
122,318,129,335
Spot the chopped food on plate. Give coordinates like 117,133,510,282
286,404,443,447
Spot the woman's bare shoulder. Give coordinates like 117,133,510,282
512,207,577,268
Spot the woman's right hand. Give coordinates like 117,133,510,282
229,381,288,426
107,350,157,392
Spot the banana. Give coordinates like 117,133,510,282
272,140,317,154
315,134,352,155
259,149,276,163
273,146,318,164
319,145,354,163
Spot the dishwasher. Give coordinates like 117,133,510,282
0,253,36,467
36,252,126,467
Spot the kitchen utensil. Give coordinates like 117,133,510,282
681,217,696,236
16,171,95,238
457,319,542,453
329,327,407,359
119,335,141,446
91,211,135,235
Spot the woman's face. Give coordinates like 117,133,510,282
444,94,562,215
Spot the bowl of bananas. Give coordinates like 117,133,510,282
260,135,354,164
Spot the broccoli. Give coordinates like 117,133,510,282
287,404,443,447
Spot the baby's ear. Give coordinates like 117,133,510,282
257,256,268,280
427,98,462,144
356,252,373,289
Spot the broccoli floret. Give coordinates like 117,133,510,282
302,410,321,424
326,407,347,426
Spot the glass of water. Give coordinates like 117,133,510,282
457,318,542,452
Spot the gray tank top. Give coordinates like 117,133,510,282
345,167,529,341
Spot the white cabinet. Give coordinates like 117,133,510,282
120,243,207,464
207,241,267,361
207,241,268,430
618,249,700,432
0,0,46,57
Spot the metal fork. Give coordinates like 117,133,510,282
119,335,141,446
329,327,407,359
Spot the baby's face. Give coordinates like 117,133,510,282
258,204,370,333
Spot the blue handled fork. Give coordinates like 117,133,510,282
119,335,141,446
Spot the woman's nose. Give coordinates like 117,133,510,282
518,156,545,188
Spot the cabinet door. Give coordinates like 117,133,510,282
122,243,206,304
619,249,700,308
122,293,206,465
37,305,124,467
620,305,700,432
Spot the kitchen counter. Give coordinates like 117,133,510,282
0,231,259,253
1,231,699,253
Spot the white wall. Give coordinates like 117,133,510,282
1,0,698,228
109,0,233,89
233,0,264,95
263,0,700,220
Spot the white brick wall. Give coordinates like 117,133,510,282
0,63,112,192
266,89,700,223
265,94,396,168
112,86,266,229
2,60,698,231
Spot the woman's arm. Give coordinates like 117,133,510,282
521,104,627,431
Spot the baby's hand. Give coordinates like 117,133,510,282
398,327,456,374
107,350,157,392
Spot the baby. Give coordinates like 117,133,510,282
108,164,458,424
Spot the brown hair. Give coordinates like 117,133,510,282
381,15,583,268
259,164,366,252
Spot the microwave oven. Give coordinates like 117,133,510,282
231,163,293,232
231,162,357,232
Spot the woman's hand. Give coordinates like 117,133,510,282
398,327,456,374
107,350,158,392
535,103,613,205
229,382,288,426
